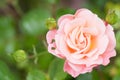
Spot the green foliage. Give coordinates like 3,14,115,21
0,16,15,53
26,68,47,80
0,0,120,80
0,61,19,80
113,75,120,80
48,58,68,80
56,8,75,19
20,8,51,36
76,73,92,80
38,51,54,70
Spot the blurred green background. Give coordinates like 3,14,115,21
0,0,120,80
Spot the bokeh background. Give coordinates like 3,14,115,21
0,0,120,80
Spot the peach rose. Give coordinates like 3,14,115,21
46,9,116,77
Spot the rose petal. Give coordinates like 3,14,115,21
82,27,98,36
75,9,93,18
75,9,106,36
102,50,116,65
46,29,57,44
64,18,85,35
64,61,95,77
58,14,74,26
105,24,116,51
102,24,116,65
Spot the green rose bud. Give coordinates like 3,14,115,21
12,50,27,63
106,9,118,25
46,18,56,30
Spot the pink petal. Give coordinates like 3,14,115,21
46,29,57,44
102,24,116,65
75,9,93,18
82,27,98,36
64,61,95,78
102,50,116,65
75,9,106,36
64,18,85,35
58,14,74,26
57,14,74,33
55,34,69,57
96,35,109,55
105,24,116,51
64,61,85,77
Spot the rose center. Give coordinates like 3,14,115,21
76,32,87,49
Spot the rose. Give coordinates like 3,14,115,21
46,9,116,77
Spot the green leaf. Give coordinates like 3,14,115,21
92,70,100,80
26,68,46,80
0,16,15,53
56,8,75,19
0,60,18,80
113,75,120,80
76,72,92,80
38,51,54,70
48,58,68,80
20,8,51,36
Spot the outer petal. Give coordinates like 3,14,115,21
64,61,96,77
105,24,116,50
46,30,63,58
75,9,93,18
58,14,74,26
58,14,74,33
102,24,116,65
46,29,57,44
102,50,116,65
75,9,106,36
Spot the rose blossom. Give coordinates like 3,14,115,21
46,9,116,77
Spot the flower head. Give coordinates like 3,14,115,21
46,9,116,77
